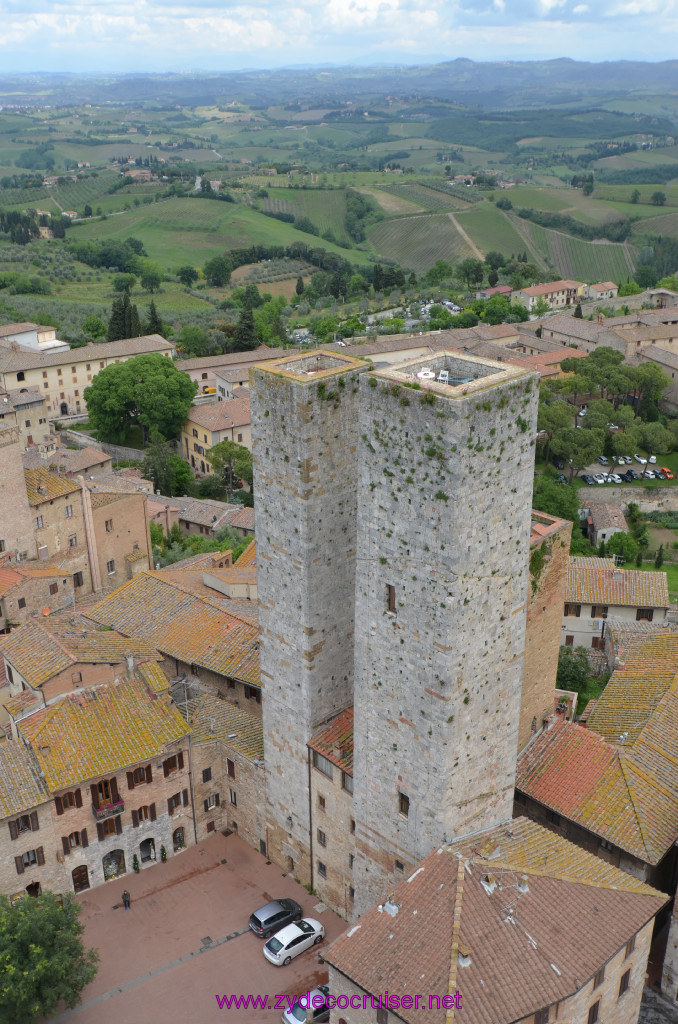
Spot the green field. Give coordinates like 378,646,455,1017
376,182,467,212
631,210,678,241
520,221,635,281
367,213,474,272
261,187,351,243
455,204,537,260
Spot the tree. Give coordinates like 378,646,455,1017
574,302,583,319
484,250,504,272
655,544,664,569
606,530,638,564
83,203,93,218
488,269,499,288
0,891,98,1024
582,181,594,196
458,258,484,289
640,421,674,464
107,293,141,342
295,275,305,295
425,259,454,285
139,260,163,293
233,306,260,351
81,314,106,338
556,646,590,694
113,273,136,294
145,299,163,336
209,440,253,500
203,255,233,288
537,397,573,464
630,189,640,204
651,191,667,206
84,353,197,443
482,294,510,325
372,264,384,292
532,297,551,318
142,431,195,496
176,265,199,287
551,427,605,483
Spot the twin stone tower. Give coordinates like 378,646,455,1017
250,349,538,915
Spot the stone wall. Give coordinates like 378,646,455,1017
252,354,367,886
0,570,75,628
191,738,266,851
309,758,356,920
578,485,678,512
0,426,37,559
521,516,572,751
351,356,539,914
662,901,678,1005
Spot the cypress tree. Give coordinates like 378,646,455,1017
295,275,304,295
234,306,259,351
146,299,163,336
107,297,127,342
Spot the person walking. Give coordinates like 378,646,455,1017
121,889,131,910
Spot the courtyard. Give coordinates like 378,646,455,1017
49,833,346,1024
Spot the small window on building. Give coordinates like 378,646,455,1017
86,364,91,371
229,789,237,806
318,795,326,811
591,605,608,619
68,534,77,548
16,371,25,382
35,515,43,530
100,361,105,368
534,1009,550,1024
625,936,636,958
349,853,354,869
587,1000,600,1024
42,371,47,379
342,772,353,794
47,582,59,596
376,1008,388,1024
206,820,215,833
636,608,654,622
106,559,115,574
237,433,243,442
399,792,410,818
591,637,605,651
205,794,219,810
25,419,31,428
350,817,355,834
593,967,605,990
618,969,630,998
68,831,81,849
313,751,334,779
546,809,561,826
202,767,212,783
387,584,396,614
317,829,327,847
0,540,4,552
64,505,72,518
564,603,581,617
317,861,327,879
43,382,48,389
71,366,76,373
105,519,113,533
192,428,198,438
73,571,84,588
565,635,574,646
18,597,26,609
227,759,235,779
395,860,404,872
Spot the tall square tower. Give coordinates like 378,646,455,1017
351,352,539,912
0,426,37,561
251,351,368,884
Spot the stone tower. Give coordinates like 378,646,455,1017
0,426,36,561
251,351,368,885
351,352,539,913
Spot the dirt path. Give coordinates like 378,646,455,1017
447,211,483,259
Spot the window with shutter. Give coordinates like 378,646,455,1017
178,751,184,770
81,829,88,848
227,759,235,778
29,811,39,831
62,836,70,855
127,771,135,790
145,765,153,784
36,847,44,866
97,822,104,842
8,820,18,841
15,855,24,875
115,815,122,835
132,809,139,828
75,789,83,808
202,767,212,783
55,796,64,815
149,804,156,822
182,789,189,807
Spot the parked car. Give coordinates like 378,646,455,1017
282,986,331,1024
617,455,632,465
597,456,609,466
633,454,647,464
652,469,665,479
593,474,606,484
643,470,655,479
620,470,635,482
581,474,596,485
605,473,622,484
578,406,587,417
263,918,324,966
557,473,568,485
661,467,674,479
627,469,640,481
554,460,565,470
649,455,657,464
249,899,303,939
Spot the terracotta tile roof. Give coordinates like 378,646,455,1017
152,567,256,617
0,321,40,338
640,344,678,371
22,446,111,473
0,615,159,688
152,494,253,531
591,281,617,290
175,345,279,372
160,550,232,570
18,677,190,791
185,396,250,432
204,566,257,585
186,694,263,760
566,559,669,609
235,539,256,567
521,279,583,297
136,661,169,694
24,465,80,504
85,572,260,686
309,707,353,774
586,632,678,744
587,504,628,532
569,555,616,569
324,817,665,1024
0,334,172,373
0,740,49,817
530,509,569,546
605,619,674,664
0,563,68,599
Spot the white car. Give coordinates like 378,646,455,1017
605,473,622,484
634,454,647,465
649,455,657,464
263,918,324,966
281,986,330,1024
593,474,606,484
577,407,587,417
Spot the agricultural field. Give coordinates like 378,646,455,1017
261,187,351,243
519,221,635,281
367,213,474,273
631,210,678,241
376,183,467,212
455,204,537,260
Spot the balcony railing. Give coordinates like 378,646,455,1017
92,799,124,821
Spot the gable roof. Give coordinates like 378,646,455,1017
84,571,260,686
185,396,250,432
18,676,190,791
566,559,669,609
324,817,665,1024
24,465,80,504
587,503,628,532
187,693,263,760
309,706,353,775
152,494,253,530
0,740,50,818
0,334,172,374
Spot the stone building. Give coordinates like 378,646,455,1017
25,465,92,589
251,351,367,886
351,352,539,912
0,426,36,561
180,396,251,475
323,818,666,1024
520,510,572,751
0,562,76,631
0,387,50,446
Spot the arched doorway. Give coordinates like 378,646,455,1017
173,827,185,852
25,882,41,897
60,402,68,416
72,865,90,893
140,837,156,864
102,849,126,880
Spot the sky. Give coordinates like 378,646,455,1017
0,0,675,74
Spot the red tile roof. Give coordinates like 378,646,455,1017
566,559,669,609
309,707,353,775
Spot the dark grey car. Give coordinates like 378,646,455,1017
249,898,303,938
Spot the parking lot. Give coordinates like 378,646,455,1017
50,834,346,1024
577,455,672,487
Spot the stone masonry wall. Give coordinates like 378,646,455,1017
252,356,367,886
520,518,572,751
352,359,539,914
191,737,266,851
309,761,356,920
0,426,37,560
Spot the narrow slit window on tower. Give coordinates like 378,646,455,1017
387,584,396,614
399,791,410,818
